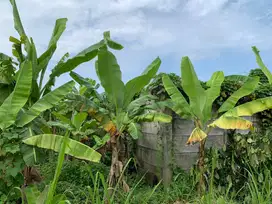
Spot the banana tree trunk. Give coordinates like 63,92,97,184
108,133,129,196
23,166,43,186
108,134,118,186
119,135,128,167
198,139,206,194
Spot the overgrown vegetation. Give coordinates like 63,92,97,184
1,0,272,203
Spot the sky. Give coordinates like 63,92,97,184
1,0,272,88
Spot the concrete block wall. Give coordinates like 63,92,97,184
172,114,227,170
136,110,259,185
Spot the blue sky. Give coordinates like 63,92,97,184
0,0,272,87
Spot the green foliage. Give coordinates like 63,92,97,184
249,69,269,84
218,77,259,113
146,72,183,99
69,71,100,98
148,70,272,118
0,1,110,200
214,77,249,108
214,75,272,129
3,1,272,203
38,160,197,204
0,53,15,87
124,168,195,204
22,185,70,204
204,128,272,200
45,131,69,204
17,81,75,127
245,167,272,203
39,160,109,203
21,131,71,204
0,128,26,202
103,31,124,50
37,18,67,87
223,97,272,117
253,83,272,128
123,57,161,108
82,45,171,147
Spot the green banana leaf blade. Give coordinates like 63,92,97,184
17,81,75,127
23,134,101,163
0,60,32,130
96,49,125,111
162,74,192,118
252,46,272,84
181,56,206,121
123,57,161,108
224,96,272,117
128,122,142,140
218,76,259,113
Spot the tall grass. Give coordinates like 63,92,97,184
20,143,272,204
195,148,236,204
84,158,162,204
246,166,272,204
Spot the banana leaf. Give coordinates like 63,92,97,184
51,40,105,77
208,116,253,130
128,122,142,139
23,134,101,163
17,81,75,127
37,18,67,83
186,127,207,145
134,112,172,123
252,46,272,84
0,60,32,130
181,56,206,121
224,96,272,117
103,31,123,50
96,49,125,112
203,71,224,122
162,74,192,118
123,57,161,108
218,76,259,113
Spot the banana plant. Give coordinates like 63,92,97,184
5,0,121,106
2,0,120,157
48,109,109,148
88,46,172,192
0,1,112,199
0,60,75,130
21,109,102,204
20,107,102,203
21,103,102,163
47,81,112,152
0,59,77,202
162,56,272,193
69,45,171,191
21,128,101,204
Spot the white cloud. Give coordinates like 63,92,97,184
184,0,229,16
0,0,272,86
